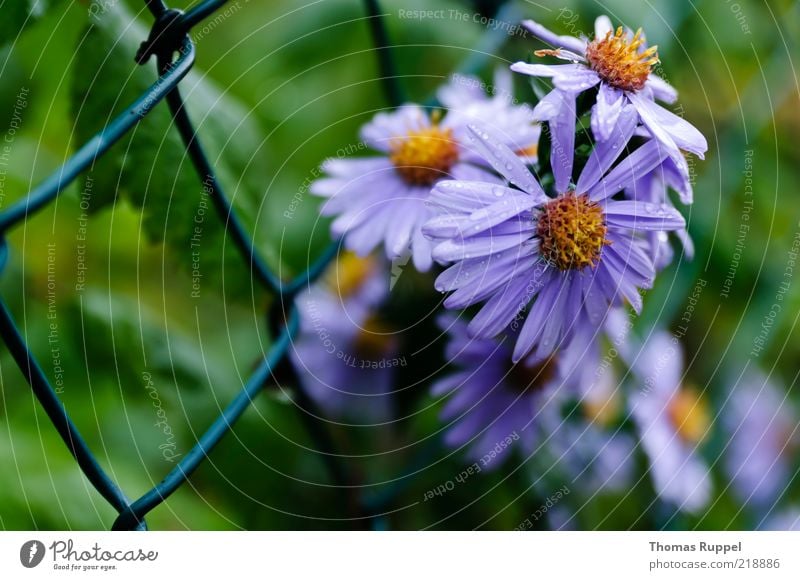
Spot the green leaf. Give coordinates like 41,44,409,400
0,0,69,47
70,4,269,298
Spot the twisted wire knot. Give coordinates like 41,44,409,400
135,8,186,65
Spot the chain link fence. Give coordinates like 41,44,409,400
0,0,519,530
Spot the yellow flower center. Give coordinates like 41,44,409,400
326,252,375,299
537,192,609,271
389,120,459,186
585,27,658,92
668,388,710,444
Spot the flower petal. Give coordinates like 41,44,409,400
466,124,547,200
595,15,613,38
468,270,546,338
629,92,708,159
428,180,526,213
521,19,588,55
591,83,625,141
548,90,577,193
552,68,601,93
433,229,533,263
604,200,686,231
435,244,537,292
577,105,639,193
646,74,679,104
359,105,428,152
588,140,671,201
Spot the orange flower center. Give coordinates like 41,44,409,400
585,27,658,92
668,388,710,444
389,122,459,186
516,143,539,158
537,192,609,271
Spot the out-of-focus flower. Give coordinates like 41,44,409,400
629,331,712,513
760,507,800,531
424,119,684,362
724,370,799,507
431,315,582,470
548,373,635,495
511,15,707,176
539,313,635,495
311,75,540,272
437,68,541,164
290,252,397,421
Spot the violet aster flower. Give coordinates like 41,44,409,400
629,331,711,513
431,315,583,470
290,252,397,422
311,77,540,272
537,310,635,494
625,157,694,270
437,68,541,163
540,370,636,495
724,370,799,507
424,116,685,362
510,15,707,175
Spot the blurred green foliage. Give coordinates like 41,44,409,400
0,0,798,530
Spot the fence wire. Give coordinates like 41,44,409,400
0,0,515,530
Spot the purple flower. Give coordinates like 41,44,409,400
424,118,685,362
311,77,540,272
290,252,397,422
431,315,582,470
540,371,636,496
629,331,711,513
535,309,635,495
437,68,541,164
625,157,694,270
724,370,799,507
511,15,707,176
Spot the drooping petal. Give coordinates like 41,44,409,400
591,83,625,141
629,92,708,159
385,198,423,259
412,224,433,272
646,74,679,104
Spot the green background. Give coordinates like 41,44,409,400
0,0,798,530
